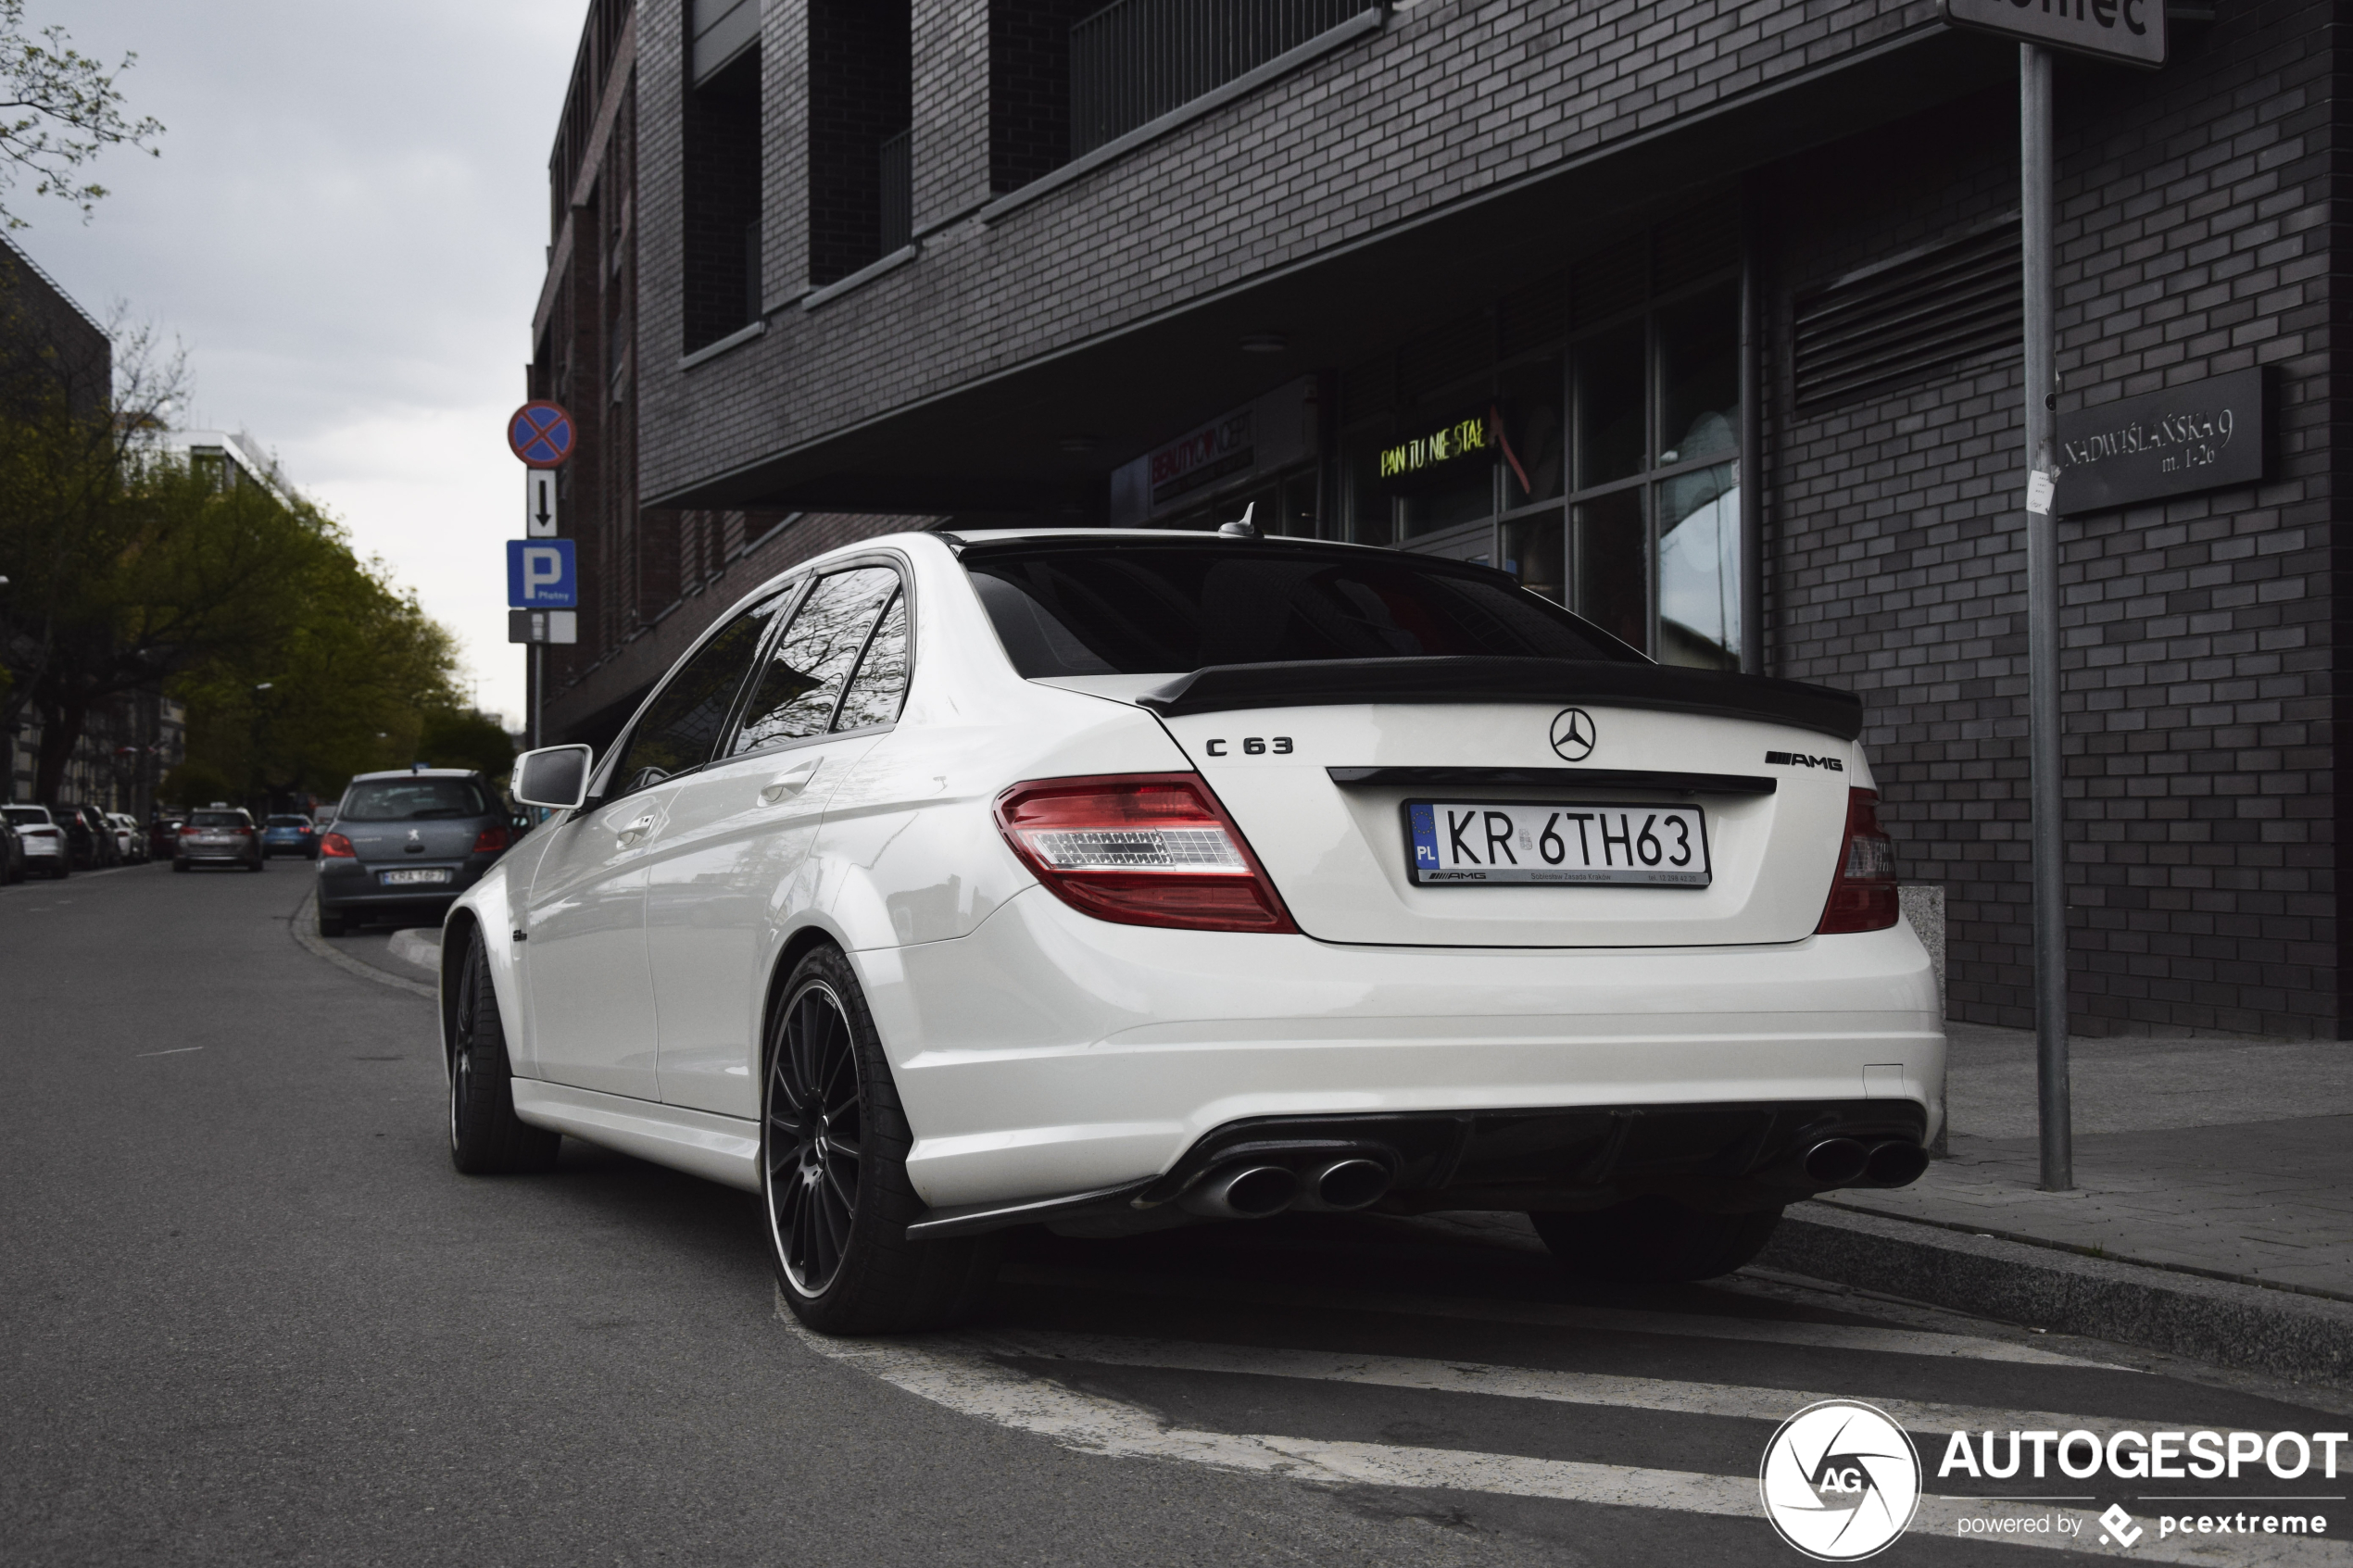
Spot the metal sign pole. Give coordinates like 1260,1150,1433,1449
528,642,543,753
2021,42,2071,1192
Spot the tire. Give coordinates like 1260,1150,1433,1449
763,946,1001,1334
170,859,188,873
1529,1198,1784,1284
316,908,346,937
50,862,68,880
448,927,560,1174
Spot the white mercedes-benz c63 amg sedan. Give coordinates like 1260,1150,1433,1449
443,527,1942,1333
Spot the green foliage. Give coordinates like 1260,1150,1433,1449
0,0,164,229
158,759,230,809
418,707,518,783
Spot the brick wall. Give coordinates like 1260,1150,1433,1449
1764,3,2342,1037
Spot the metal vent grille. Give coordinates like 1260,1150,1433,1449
1570,236,1646,331
1396,310,1491,403
1793,221,2021,411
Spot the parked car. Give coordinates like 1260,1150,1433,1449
148,816,184,859
54,804,117,869
312,804,337,831
3,805,69,879
315,769,511,937
261,813,320,859
447,530,1943,1336
172,807,265,872
107,811,145,863
0,818,23,883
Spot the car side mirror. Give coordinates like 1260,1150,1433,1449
512,744,594,810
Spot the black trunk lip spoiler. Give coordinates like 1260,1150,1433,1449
1327,766,1776,796
1133,657,1864,743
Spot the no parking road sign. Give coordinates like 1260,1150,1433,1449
508,400,576,468
508,539,578,608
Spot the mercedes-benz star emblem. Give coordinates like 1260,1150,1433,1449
1550,708,1596,762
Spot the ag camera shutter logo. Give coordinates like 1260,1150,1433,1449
1759,1400,1922,1561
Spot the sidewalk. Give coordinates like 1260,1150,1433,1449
1825,1022,2353,1298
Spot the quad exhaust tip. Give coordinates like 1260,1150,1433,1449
1803,1136,1929,1189
1181,1163,1298,1219
1178,1153,1396,1219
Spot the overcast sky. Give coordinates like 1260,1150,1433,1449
24,1,585,725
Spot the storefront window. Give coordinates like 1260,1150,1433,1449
1572,490,1645,651
1656,286,1739,468
1501,512,1564,605
1575,324,1645,489
1655,462,1739,669
1499,356,1564,508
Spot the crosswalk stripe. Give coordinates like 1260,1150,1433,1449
1000,1263,2126,1369
777,1297,2346,1564
971,1328,2229,1444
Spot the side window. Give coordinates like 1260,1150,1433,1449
729,567,899,755
604,596,783,799
832,590,909,732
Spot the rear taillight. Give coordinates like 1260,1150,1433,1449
1816,787,1898,935
995,772,1297,935
320,833,356,859
471,825,508,855
178,825,197,837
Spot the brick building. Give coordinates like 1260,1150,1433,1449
532,0,2342,1038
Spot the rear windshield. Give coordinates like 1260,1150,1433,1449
340,778,491,822
964,544,1640,678
190,810,247,827
2,806,49,826
266,815,310,827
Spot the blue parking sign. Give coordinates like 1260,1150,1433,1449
507,539,577,608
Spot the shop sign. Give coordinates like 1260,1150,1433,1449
1942,0,2166,69
1378,410,1493,490
1151,409,1256,505
1112,378,1319,522
2051,368,2263,515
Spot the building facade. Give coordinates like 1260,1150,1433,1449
534,0,2344,1038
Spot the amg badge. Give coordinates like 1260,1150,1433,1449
1766,750,1844,771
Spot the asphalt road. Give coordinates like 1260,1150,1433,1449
8,863,2353,1566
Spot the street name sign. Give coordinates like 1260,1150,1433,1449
1942,0,2165,67
510,609,579,645
526,470,559,537
2051,367,2264,515
507,539,578,608
508,400,577,468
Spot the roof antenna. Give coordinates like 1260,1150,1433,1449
1218,503,1259,539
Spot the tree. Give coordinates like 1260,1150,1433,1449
0,0,163,230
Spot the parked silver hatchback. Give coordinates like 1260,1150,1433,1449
173,807,265,872
316,768,511,937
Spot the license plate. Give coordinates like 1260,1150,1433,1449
1406,800,1711,887
380,868,452,886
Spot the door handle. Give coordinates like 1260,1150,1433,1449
760,759,823,805
614,811,656,847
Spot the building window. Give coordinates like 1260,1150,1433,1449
681,24,761,351
808,0,912,284
1340,218,1743,669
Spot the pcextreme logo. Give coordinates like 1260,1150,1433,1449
1760,1400,1922,1561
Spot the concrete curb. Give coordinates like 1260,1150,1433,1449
1762,1203,2353,1386
385,928,442,975
288,890,437,1001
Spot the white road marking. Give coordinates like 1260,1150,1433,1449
778,1299,2345,1563
1001,1264,2128,1369
971,1328,2244,1444
134,1047,205,1058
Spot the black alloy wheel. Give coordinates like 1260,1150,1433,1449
761,947,1002,1335
447,927,560,1174
766,978,863,1298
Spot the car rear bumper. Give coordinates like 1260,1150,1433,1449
867,886,1944,1213
317,859,486,913
178,847,260,862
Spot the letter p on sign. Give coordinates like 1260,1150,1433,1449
507,538,578,608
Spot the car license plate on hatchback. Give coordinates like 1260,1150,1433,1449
380,869,452,886
1405,801,1710,887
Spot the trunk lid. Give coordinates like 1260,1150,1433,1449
1153,698,1858,947
344,818,482,866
